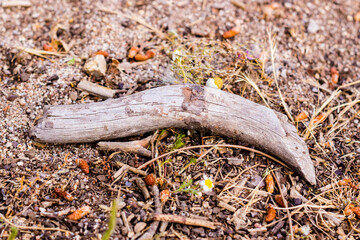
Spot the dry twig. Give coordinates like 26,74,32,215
152,214,220,230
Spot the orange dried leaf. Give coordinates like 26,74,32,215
128,46,140,58
330,67,339,86
67,206,91,220
43,43,56,52
313,114,325,124
352,207,360,218
95,50,109,57
160,189,170,203
295,111,309,122
338,178,352,186
75,159,89,174
355,11,360,22
265,204,276,222
145,50,156,59
222,26,240,39
265,174,275,194
54,188,73,201
344,203,355,216
134,53,149,61
145,174,156,186
2,105,10,112
275,194,286,208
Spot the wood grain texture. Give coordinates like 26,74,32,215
30,84,316,185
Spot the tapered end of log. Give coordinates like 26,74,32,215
30,84,316,185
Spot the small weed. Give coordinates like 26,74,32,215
101,199,119,240
173,179,200,195
7,227,18,240
172,132,186,150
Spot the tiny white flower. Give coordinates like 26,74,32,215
172,49,182,62
300,225,311,236
206,77,223,89
199,175,214,193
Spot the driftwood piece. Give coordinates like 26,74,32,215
30,84,316,185
77,79,117,98
97,136,152,157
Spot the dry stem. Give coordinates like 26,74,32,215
152,214,219,230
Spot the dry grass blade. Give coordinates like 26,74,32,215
18,47,65,58
267,29,294,123
137,144,290,170
0,213,72,234
236,73,270,108
303,90,341,140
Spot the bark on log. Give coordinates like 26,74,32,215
30,84,316,185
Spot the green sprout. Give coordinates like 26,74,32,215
174,179,200,196
101,199,119,240
7,227,18,240
67,57,76,65
172,133,186,150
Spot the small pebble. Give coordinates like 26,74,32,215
307,20,319,33
7,95,18,101
69,91,78,101
247,175,265,188
84,55,107,79
20,72,30,82
134,222,146,233
46,74,59,82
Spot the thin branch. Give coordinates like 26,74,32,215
138,144,290,170
267,29,294,123
152,214,220,229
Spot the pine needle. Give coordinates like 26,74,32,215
267,29,294,123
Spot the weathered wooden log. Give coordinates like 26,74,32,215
30,84,316,185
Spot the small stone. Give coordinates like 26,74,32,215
247,175,265,188
17,161,23,166
19,99,26,106
46,74,59,82
212,207,220,214
41,201,54,208
96,175,107,182
134,222,146,233
84,54,107,79
69,91,78,101
307,20,319,33
24,149,36,158
293,198,302,205
20,72,30,82
227,157,244,166
192,227,205,236
7,94,18,101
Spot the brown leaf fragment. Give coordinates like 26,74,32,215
135,50,156,61
145,174,156,186
344,203,354,216
222,26,240,39
128,46,140,58
94,50,109,57
265,204,276,222
160,189,170,203
75,159,89,174
265,174,275,194
275,194,285,208
352,207,360,218
67,206,91,220
295,111,309,122
54,188,73,201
